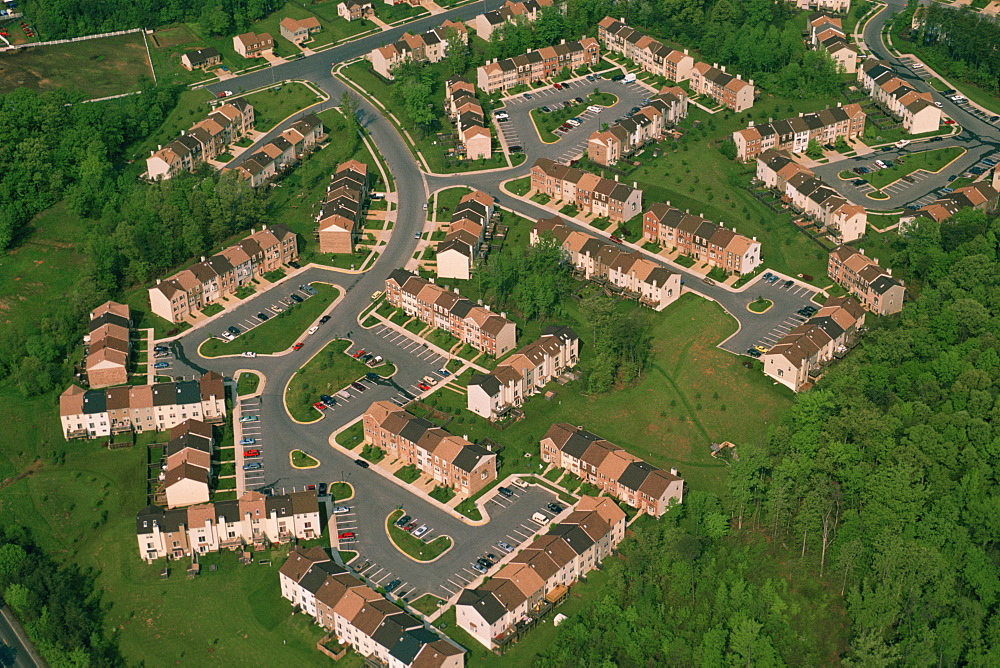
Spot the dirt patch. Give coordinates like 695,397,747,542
0,458,44,492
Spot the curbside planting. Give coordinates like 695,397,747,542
384,510,453,563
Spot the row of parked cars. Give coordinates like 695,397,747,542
393,513,432,538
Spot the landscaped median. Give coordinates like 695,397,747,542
199,283,340,357
385,510,453,562
284,340,396,422
289,449,319,469
530,91,619,142
856,146,965,190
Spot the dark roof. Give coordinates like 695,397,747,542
469,373,501,396
175,380,202,405
870,274,901,295
562,428,600,459
214,500,239,521
451,443,492,473
618,460,657,492
89,312,130,332
548,523,596,555
457,589,506,624
387,268,414,287
398,416,434,444
265,496,293,519
298,562,343,594
83,389,107,414
136,506,164,535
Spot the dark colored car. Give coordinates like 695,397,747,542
784,280,794,288
546,502,564,513
289,261,301,269
498,487,514,498
351,381,367,392
395,514,411,527
385,579,402,593
319,315,330,324
227,326,240,336
290,294,303,303
354,458,369,468
540,106,551,113
746,348,762,358
154,345,169,353
508,145,523,153
257,312,269,321
610,74,625,81
575,96,584,104
366,372,380,381
852,179,866,186
318,483,327,496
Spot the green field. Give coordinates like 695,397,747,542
859,146,964,189
242,82,325,129
285,339,395,421
386,510,453,561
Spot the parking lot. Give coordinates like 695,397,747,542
366,323,454,404
745,277,821,355
217,283,318,342
237,397,266,488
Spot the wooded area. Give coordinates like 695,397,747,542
905,1,1000,97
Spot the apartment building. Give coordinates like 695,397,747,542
828,245,905,315
530,158,643,224
59,372,226,440
467,325,579,420
148,224,299,323
475,0,553,40
690,62,755,112
531,217,681,308
279,548,466,667
795,0,851,14
136,490,321,562
445,77,491,161
385,269,517,357
436,189,494,280
587,87,688,166
809,13,858,74
456,496,625,650
279,16,322,43
370,22,468,79
476,37,600,93
899,181,1000,229
362,402,498,497
338,0,374,21
597,17,694,83
732,103,865,162
540,424,684,517
756,149,867,242
84,301,131,389
180,47,221,71
317,159,370,254
162,419,214,509
859,58,941,134
233,32,274,58
233,114,326,187
762,295,866,391
146,99,255,181
642,203,761,274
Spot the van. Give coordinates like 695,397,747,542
623,73,637,83
531,512,547,523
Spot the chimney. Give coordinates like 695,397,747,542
200,256,206,262
454,287,460,294
732,226,736,232
749,79,754,86
429,277,435,283
684,48,689,55
158,145,162,151
768,117,773,123
500,312,506,319
752,236,757,241
713,63,718,69
181,130,185,136
156,279,161,285
614,174,619,181
837,101,842,107
670,468,678,476
561,39,565,45
748,120,754,128
633,181,637,188
860,248,865,255
485,304,491,311
737,73,742,80
478,299,483,305
886,268,892,276
799,112,804,117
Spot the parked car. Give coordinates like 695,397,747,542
472,562,488,574
243,462,262,471
762,272,773,280
413,525,429,537
609,235,623,244
241,351,256,357
385,579,402,592
243,449,260,457
289,294,303,303
318,483,327,496
154,352,170,359
354,458,369,468
498,486,515,498
610,73,625,81
351,381,367,392
257,312,269,321
508,145,523,153
403,522,417,532
239,438,256,445
365,372,380,381
154,345,169,353
338,532,355,540
783,279,794,288
313,401,327,411
948,175,958,182
319,315,330,324
702,278,715,286
299,284,317,295
547,502,564,513
497,541,514,553
306,484,316,492
239,415,259,423
553,83,562,90
292,342,304,351
395,514,411,527
437,368,451,376
574,97,585,104
523,93,533,99
307,326,318,335
320,394,335,406
417,383,430,391
746,348,762,358
852,180,867,186
153,361,170,369
540,106,551,113
333,506,351,515
353,349,365,358
754,345,769,353
984,158,998,166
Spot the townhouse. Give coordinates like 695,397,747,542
279,16,322,43
467,325,579,420
859,58,941,134
84,301,131,389
279,547,465,667
541,425,684,517
60,372,226,440
435,189,494,280
475,0,553,41
162,419,214,508
597,17,695,83
643,202,762,274
337,0,374,21
146,99,255,181
828,245,905,315
317,159,370,254
445,77,492,161
690,62,755,112
370,22,468,79
899,181,1000,230
362,402,498,497
385,269,517,357
587,87,688,166
762,295,866,391
476,37,600,93
794,0,851,14
136,490,321,561
233,31,273,58
756,149,868,242
456,496,625,650
529,158,643,224
148,224,298,323
809,13,858,74
732,103,865,162
531,217,681,308
180,47,221,71
233,113,326,187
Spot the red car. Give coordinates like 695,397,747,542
338,532,355,540
353,349,365,358
306,484,316,491
313,401,327,411
418,383,430,391
244,449,260,457
292,342,304,350
553,82,562,90
610,235,623,244
943,119,956,124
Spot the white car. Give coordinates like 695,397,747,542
221,332,235,341
422,376,438,385
934,101,943,108
333,506,351,515
895,140,910,148
587,105,603,113
241,351,257,358
413,525,429,537
566,119,581,127
950,95,966,102
307,326,318,335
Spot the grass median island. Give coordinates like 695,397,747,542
330,482,354,501
237,371,261,396
285,339,396,422
290,449,320,468
530,91,618,141
386,510,453,561
410,594,445,616
860,146,965,189
200,283,340,357
748,298,773,313
336,420,366,450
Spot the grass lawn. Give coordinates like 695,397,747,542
242,82,324,131
291,449,320,468
284,340,395,422
386,510,453,561
0,32,154,97
130,88,218,161
859,146,964,189
394,464,422,484
529,92,616,141
409,594,445,617
433,186,472,221
330,481,354,501
505,176,531,197
429,485,456,503
372,2,429,23
199,283,340,357
748,298,772,313
892,39,1000,116
361,443,386,463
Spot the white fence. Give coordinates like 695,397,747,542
0,27,143,52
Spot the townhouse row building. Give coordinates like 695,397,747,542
529,158,643,224
136,490,321,562
456,496,625,650
762,295,867,392
445,77,492,161
59,372,227,440
690,62,756,113
318,159,370,254
732,103,866,162
232,113,326,187
362,402,498,497
279,16,322,43
531,216,681,308
809,13,858,74
587,87,689,166
84,301,131,389
435,189,494,280
859,58,941,134
337,0,374,22
146,99,255,181
756,149,868,242
148,224,299,323
385,269,517,357
467,325,579,420
900,180,1000,230
233,31,273,58
828,245,905,315
643,202,762,274
540,424,684,517
161,419,214,509
475,0,554,41
180,47,221,71
794,0,851,13
370,21,468,79
279,547,465,667
476,37,600,93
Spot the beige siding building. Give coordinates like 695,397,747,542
279,17,321,44
146,99,255,181
476,37,600,93
370,22,468,79
643,203,762,274
733,103,865,162
809,13,858,74
84,301,131,389
232,114,325,187
233,32,273,58
859,58,941,134
317,159,370,255
435,189,493,280
588,87,688,166
529,158,643,224
445,77,492,161
828,245,905,315
474,0,553,41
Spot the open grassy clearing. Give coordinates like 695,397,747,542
242,82,325,130
284,339,395,421
386,510,453,561
858,146,964,189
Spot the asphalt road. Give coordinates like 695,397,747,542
0,606,39,668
